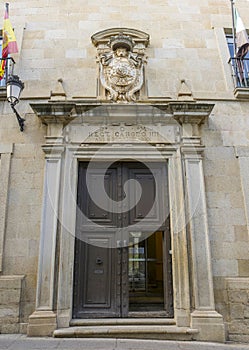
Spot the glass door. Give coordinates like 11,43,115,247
128,231,166,313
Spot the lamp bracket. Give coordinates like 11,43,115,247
11,103,25,132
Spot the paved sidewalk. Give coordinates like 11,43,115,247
0,335,249,350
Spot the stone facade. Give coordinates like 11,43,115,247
0,0,248,343
225,278,249,343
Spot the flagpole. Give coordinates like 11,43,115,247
4,3,9,82
230,0,237,56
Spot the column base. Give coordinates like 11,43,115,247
27,311,57,337
57,309,71,328
191,310,225,342
175,308,190,327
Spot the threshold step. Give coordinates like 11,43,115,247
54,325,199,340
70,318,176,327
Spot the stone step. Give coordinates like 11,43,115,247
54,325,199,340
70,318,176,327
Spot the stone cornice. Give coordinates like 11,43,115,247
169,102,214,125
30,100,214,125
30,102,75,125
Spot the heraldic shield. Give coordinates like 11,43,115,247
95,32,147,103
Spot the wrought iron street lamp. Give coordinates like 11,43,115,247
7,75,25,131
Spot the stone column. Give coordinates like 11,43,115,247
173,104,225,342
28,103,74,336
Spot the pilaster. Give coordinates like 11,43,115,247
175,111,225,342
28,106,69,337
168,153,191,327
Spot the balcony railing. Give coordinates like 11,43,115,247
0,57,15,87
229,57,249,89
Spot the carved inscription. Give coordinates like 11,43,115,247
75,124,178,144
88,125,157,142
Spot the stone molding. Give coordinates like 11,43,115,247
30,100,214,128
30,103,75,126
234,88,249,99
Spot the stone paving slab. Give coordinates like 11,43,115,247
0,335,249,350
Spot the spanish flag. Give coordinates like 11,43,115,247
0,3,18,80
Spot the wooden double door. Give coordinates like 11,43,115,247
73,162,173,318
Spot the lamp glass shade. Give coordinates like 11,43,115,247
7,75,24,105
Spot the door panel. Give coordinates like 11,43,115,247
127,165,168,230
73,161,172,318
73,235,120,318
128,171,156,222
87,172,115,224
78,164,118,228
83,242,111,307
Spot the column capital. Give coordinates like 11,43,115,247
171,102,214,125
30,102,75,126
181,145,205,159
171,102,214,141
30,102,76,144
42,145,65,159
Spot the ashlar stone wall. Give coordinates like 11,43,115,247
0,0,248,341
226,279,249,342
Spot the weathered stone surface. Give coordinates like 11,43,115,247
0,276,24,334
238,260,249,277
226,278,249,340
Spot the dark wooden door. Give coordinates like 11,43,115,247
73,162,172,318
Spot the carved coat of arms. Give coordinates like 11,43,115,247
98,33,146,102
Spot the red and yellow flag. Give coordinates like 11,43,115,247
0,4,18,80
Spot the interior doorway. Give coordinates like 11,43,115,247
73,162,173,318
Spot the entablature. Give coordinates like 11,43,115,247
30,100,214,147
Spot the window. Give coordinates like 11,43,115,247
227,34,249,88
